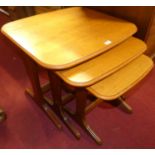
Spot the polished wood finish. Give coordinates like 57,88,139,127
87,55,153,100
89,6,155,56
1,7,137,70
57,37,146,87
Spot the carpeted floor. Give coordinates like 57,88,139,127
0,13,155,149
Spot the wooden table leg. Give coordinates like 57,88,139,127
48,71,81,139
0,108,6,122
23,56,62,129
65,88,103,145
107,97,133,114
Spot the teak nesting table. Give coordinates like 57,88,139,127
1,7,154,144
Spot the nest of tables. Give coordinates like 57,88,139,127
1,7,154,144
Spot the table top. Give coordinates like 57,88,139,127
57,37,147,87
87,55,153,100
1,7,137,70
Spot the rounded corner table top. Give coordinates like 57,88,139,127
1,7,137,70
87,55,154,100
56,37,147,87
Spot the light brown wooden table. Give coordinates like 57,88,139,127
2,7,148,144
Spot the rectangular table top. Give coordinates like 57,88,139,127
56,37,147,87
1,7,137,70
87,55,153,100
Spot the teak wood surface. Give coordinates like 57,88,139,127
89,6,155,56
1,7,137,70
87,55,153,100
56,37,147,87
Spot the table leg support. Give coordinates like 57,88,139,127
48,71,81,139
108,97,133,114
23,56,62,129
65,89,103,145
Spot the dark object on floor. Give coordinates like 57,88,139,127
0,108,6,122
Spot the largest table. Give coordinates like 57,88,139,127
1,7,138,143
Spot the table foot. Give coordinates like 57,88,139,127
57,107,81,139
80,119,103,145
65,107,103,145
25,88,62,129
108,97,133,114
26,87,80,138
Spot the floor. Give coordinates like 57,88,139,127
0,13,155,149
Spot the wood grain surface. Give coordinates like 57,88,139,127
57,37,146,87
87,55,153,100
1,7,137,70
